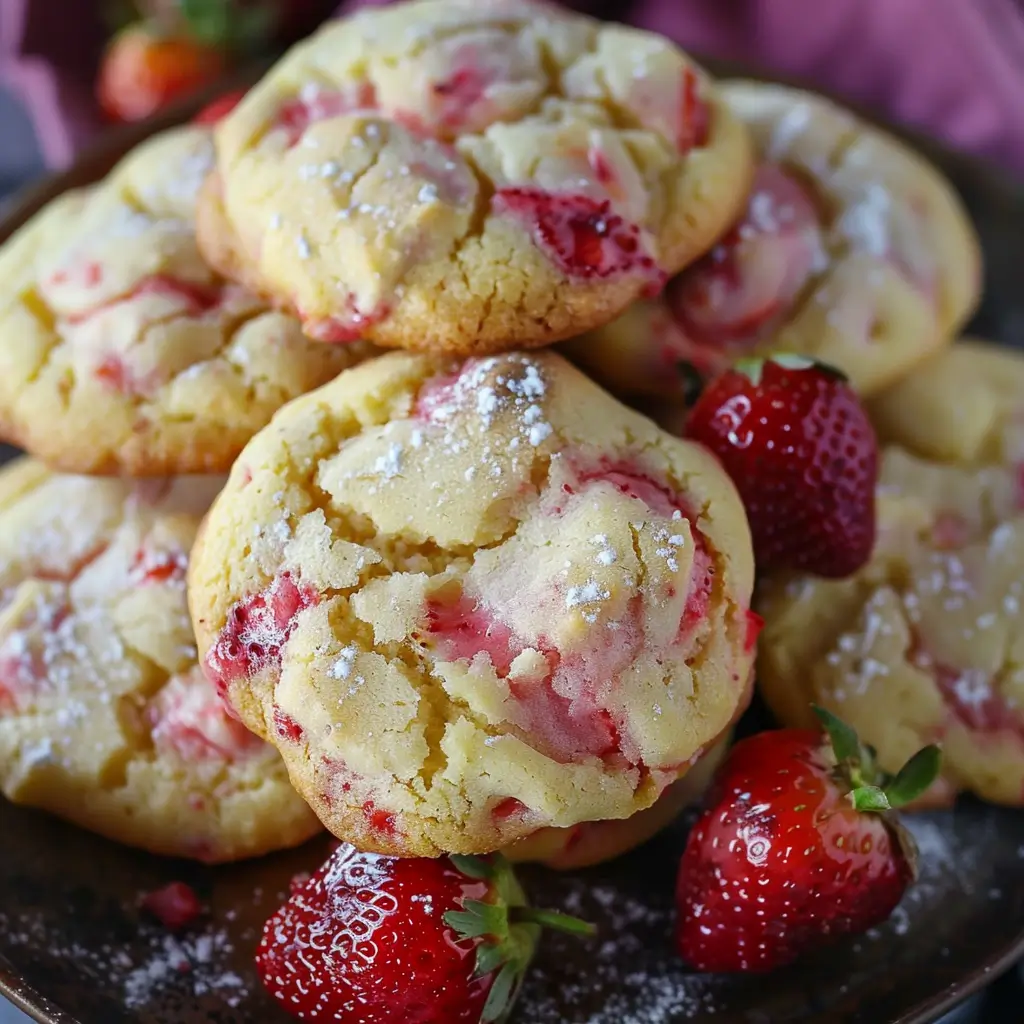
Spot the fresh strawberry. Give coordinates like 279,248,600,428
98,23,226,123
675,707,941,973
255,844,593,1023
140,881,204,931
685,354,878,577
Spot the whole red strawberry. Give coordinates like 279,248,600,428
256,844,593,1023
685,355,878,577
675,707,941,973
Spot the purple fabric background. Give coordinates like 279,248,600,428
2,0,1024,177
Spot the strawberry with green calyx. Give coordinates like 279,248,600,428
685,353,878,578
98,23,227,123
675,706,941,974
255,844,594,1023
97,0,281,124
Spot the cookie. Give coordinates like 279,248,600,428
867,339,1024,466
0,458,321,861
559,295,697,404
189,350,757,857
197,0,753,355
504,729,731,869
0,125,374,477
757,444,1024,807
567,84,980,402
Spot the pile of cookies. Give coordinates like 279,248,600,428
0,0,1008,889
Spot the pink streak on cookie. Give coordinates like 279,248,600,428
31,540,110,585
931,511,972,551
273,706,305,743
424,463,722,767
48,261,104,289
92,355,136,393
274,82,378,147
64,274,224,327
193,89,246,126
668,164,823,348
301,298,389,343
677,67,710,153
427,49,495,133
491,797,529,821
362,799,399,838
413,368,464,423
0,639,41,714
425,596,519,676
129,546,188,586
492,188,666,293
425,591,623,763
150,670,267,763
204,573,320,701
630,65,710,154
931,663,1024,740
569,463,715,638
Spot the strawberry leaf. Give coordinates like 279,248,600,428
675,361,706,406
444,900,508,941
884,745,942,808
768,353,848,381
481,959,519,1023
733,358,765,386
813,705,862,766
474,940,508,979
450,854,495,880
850,785,891,812
178,0,274,53
512,907,597,937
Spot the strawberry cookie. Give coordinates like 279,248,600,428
0,458,321,861
197,0,753,354
758,442,1024,807
504,729,731,869
189,350,756,857
0,124,373,477
868,339,1024,466
568,84,980,403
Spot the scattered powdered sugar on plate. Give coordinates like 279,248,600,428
519,878,726,1023
519,810,1014,1023
0,910,249,1011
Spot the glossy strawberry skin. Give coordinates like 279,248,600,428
674,729,913,973
98,24,225,124
685,358,877,578
256,845,494,1023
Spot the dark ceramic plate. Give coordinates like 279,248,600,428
2,59,1024,1024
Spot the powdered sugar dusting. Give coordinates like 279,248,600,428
0,910,248,1011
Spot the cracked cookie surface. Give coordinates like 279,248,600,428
188,350,756,856
868,339,1024,466
0,458,321,861
567,83,980,402
198,0,752,355
0,125,374,476
758,438,1024,807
